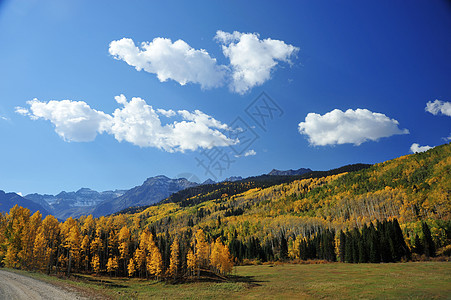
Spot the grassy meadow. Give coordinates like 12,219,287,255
6,261,450,299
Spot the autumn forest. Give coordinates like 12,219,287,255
0,143,449,281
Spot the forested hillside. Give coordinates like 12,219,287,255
0,144,449,280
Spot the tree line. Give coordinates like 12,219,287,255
0,205,233,280
227,219,438,263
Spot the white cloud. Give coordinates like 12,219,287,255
109,32,298,94
109,37,227,89
16,99,112,142
156,108,176,117
425,99,451,116
244,149,256,156
15,107,30,116
298,108,409,146
235,149,257,158
410,143,433,153
0,115,8,121
17,95,237,152
215,30,299,94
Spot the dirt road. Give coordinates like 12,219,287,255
0,269,87,300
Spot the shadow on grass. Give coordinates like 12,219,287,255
71,274,128,289
228,274,264,287
171,269,264,287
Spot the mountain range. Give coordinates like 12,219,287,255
24,188,127,220
1,167,318,219
91,175,199,217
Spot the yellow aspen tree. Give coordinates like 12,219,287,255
80,215,95,237
107,229,119,258
293,236,302,259
106,256,119,277
134,230,149,277
118,226,131,274
92,254,101,274
133,248,146,278
68,225,81,274
128,257,136,277
186,249,196,277
288,236,297,259
4,247,19,269
5,205,30,269
41,215,60,274
80,235,90,272
149,248,163,280
145,232,157,278
210,238,221,273
168,236,180,278
195,229,209,270
21,211,42,270
60,218,75,274
218,243,233,275
32,227,46,271
90,228,103,264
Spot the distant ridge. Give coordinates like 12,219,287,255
0,190,50,216
25,188,126,220
268,167,312,176
223,176,243,182
91,175,199,217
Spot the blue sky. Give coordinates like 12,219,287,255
0,0,450,195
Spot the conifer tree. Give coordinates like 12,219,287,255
279,234,288,260
344,231,353,263
392,219,410,260
338,230,346,262
368,226,380,263
412,234,423,255
421,222,435,257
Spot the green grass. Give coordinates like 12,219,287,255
5,262,451,299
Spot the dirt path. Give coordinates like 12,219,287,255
0,270,88,300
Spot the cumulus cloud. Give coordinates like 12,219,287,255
109,38,227,89
16,99,112,142
215,30,299,94
109,32,298,94
410,143,433,153
425,99,451,116
298,108,409,146
17,95,237,152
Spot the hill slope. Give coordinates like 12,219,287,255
122,143,450,251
